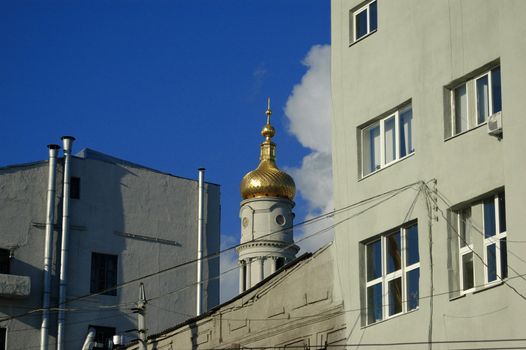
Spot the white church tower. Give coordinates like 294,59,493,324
237,100,299,293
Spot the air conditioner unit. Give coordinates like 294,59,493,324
487,111,503,136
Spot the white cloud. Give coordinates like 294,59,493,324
284,44,334,254
285,45,332,154
219,234,239,303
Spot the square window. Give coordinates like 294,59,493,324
361,103,413,177
364,222,419,324
353,0,377,42
90,253,118,296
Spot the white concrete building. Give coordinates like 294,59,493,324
331,0,526,347
0,144,220,349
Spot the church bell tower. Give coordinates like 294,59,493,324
236,99,299,293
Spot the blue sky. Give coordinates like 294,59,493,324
0,1,331,300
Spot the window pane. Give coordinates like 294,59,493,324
454,84,468,134
369,1,377,31
386,232,401,273
70,176,81,199
384,116,396,163
355,9,368,39
476,75,490,124
406,268,419,311
0,249,9,274
484,198,496,238
498,192,506,233
367,240,382,281
405,224,419,266
487,243,497,282
461,252,474,291
500,238,508,279
459,208,471,247
399,106,413,157
388,277,402,316
363,124,380,175
491,67,502,113
367,283,382,324
0,328,5,350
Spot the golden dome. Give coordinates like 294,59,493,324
240,99,296,201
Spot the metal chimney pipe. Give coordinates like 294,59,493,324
57,136,75,350
40,144,60,350
196,168,205,315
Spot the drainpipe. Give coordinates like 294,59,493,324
81,327,96,350
40,144,60,350
196,168,205,315
57,136,75,350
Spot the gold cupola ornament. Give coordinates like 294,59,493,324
240,99,296,201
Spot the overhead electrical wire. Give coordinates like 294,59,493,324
0,181,420,324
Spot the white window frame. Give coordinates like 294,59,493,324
365,223,420,325
449,65,501,137
483,193,507,285
457,208,475,294
353,0,377,42
361,104,413,177
474,68,501,125
450,82,469,135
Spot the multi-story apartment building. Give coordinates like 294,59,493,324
331,0,526,347
0,145,220,349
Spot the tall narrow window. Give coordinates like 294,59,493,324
476,67,502,125
453,84,468,134
90,253,118,296
399,106,413,158
363,123,381,175
353,0,377,41
70,177,81,199
457,208,474,292
0,327,5,350
483,192,507,283
365,223,419,325
0,249,9,274
361,103,414,177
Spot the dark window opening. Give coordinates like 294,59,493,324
90,253,118,296
276,257,285,270
0,328,6,350
70,176,81,199
89,325,115,350
0,249,10,274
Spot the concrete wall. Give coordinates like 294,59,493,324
331,0,526,348
0,149,220,349
131,244,345,349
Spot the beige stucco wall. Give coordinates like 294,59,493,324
133,244,346,349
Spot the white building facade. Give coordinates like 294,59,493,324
0,145,220,349
331,0,526,347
